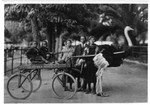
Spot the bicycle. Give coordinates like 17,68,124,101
7,54,95,100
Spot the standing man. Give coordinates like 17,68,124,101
72,35,87,91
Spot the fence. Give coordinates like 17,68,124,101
4,46,148,76
127,46,148,63
4,47,29,76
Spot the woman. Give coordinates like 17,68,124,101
84,36,98,94
59,39,74,90
59,39,74,63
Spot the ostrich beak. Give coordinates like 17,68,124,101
130,28,134,31
129,26,134,31
126,26,134,31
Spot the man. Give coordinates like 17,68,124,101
72,35,87,91
73,36,87,57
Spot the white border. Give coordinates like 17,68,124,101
2,0,150,3
1,0,149,105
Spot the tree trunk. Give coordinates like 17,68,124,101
55,36,59,53
58,31,68,52
46,30,52,52
46,22,55,52
31,16,39,44
58,31,68,60
52,34,55,52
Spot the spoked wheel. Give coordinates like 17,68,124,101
22,69,42,92
7,74,33,100
52,72,77,99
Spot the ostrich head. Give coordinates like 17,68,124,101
125,26,134,31
124,26,134,47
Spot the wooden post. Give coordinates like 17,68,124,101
4,49,7,75
11,49,14,74
20,48,22,65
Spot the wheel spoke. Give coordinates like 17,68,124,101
22,69,42,92
52,73,77,99
7,74,33,100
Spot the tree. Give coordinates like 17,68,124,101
96,4,148,45
4,26,11,38
5,4,147,49
5,4,100,51
5,20,27,43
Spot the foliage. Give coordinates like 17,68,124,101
97,4,148,33
5,21,27,43
4,4,148,45
95,4,148,45
4,27,11,38
5,4,100,33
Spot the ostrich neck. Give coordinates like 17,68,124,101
124,28,133,47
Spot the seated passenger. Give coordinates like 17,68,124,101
26,41,48,64
39,41,49,60
59,40,74,63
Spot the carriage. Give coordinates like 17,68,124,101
6,54,98,100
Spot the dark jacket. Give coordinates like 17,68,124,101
71,44,86,77
39,46,48,59
72,44,85,56
26,47,41,62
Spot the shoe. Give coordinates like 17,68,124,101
91,90,96,94
64,88,73,92
96,92,109,97
80,88,86,92
76,88,81,92
85,90,91,94
69,89,74,92
64,87,69,91
83,89,86,92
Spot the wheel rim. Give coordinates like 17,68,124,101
7,74,33,100
52,72,77,99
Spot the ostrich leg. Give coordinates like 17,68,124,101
96,68,103,94
96,68,109,97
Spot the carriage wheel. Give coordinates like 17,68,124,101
22,69,42,92
52,72,77,99
7,74,33,100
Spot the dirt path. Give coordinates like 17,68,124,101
4,61,147,103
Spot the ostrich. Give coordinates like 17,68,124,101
93,26,134,96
